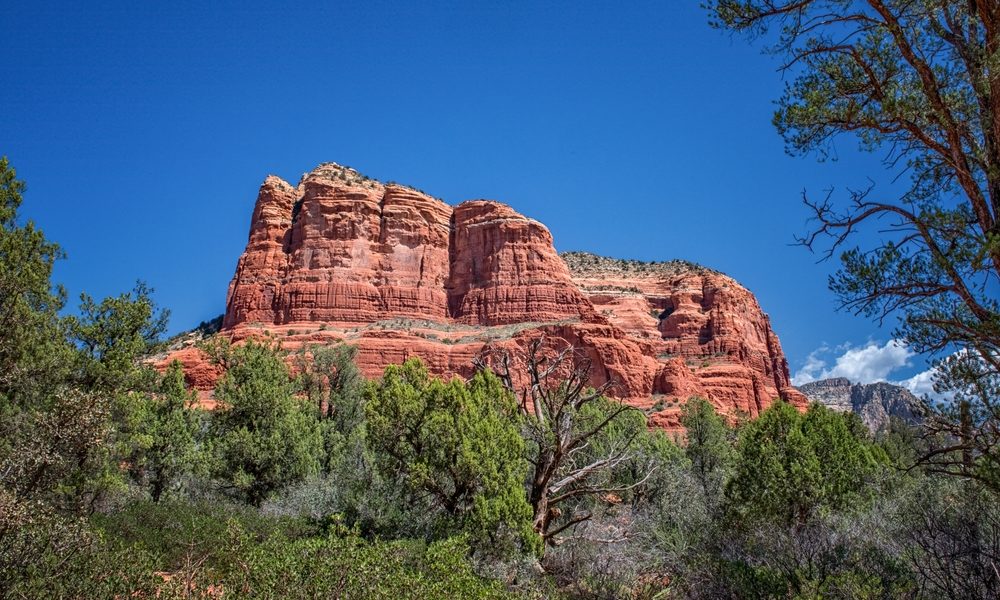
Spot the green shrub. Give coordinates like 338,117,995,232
92,500,513,599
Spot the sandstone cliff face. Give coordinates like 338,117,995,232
449,201,595,325
224,166,453,326
562,253,807,427
164,163,806,428
799,377,927,431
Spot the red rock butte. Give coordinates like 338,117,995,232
162,163,807,427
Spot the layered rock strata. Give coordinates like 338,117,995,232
162,163,807,428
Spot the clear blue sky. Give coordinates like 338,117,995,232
0,1,932,386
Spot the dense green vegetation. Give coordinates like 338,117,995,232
3,145,1000,598
365,360,537,554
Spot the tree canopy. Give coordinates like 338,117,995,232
210,338,323,506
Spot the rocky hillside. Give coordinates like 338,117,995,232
799,377,927,431
162,162,807,428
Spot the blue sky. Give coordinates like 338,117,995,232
0,1,935,388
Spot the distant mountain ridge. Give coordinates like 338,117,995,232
798,377,928,431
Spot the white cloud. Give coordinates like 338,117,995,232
793,340,956,403
896,352,968,403
897,368,938,397
790,346,829,385
792,339,915,386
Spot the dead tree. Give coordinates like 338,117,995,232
475,337,654,548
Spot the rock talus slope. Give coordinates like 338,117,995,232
164,163,807,427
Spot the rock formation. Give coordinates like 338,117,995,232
563,253,808,427
798,377,927,431
161,162,808,428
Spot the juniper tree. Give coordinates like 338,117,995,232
66,282,168,393
294,344,363,430
117,361,204,502
364,358,537,554
727,402,887,527
210,339,323,506
0,157,175,585
680,398,735,517
0,156,71,408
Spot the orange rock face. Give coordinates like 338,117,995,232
564,253,808,425
223,166,453,326
163,163,805,427
448,201,596,325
